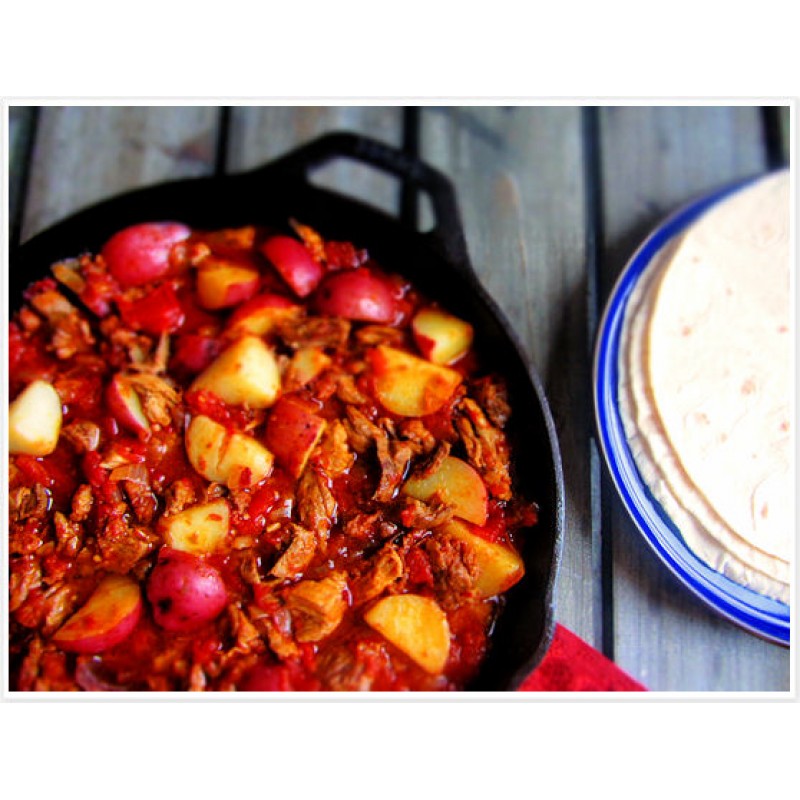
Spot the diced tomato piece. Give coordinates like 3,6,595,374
82,451,107,488
15,449,77,508
184,389,252,430
324,240,368,269
405,547,435,588
176,286,220,334
117,283,186,335
241,660,321,691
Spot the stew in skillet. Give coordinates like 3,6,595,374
8,219,538,691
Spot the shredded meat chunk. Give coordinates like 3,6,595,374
455,397,512,501
285,572,348,643
333,371,368,405
397,419,437,456
351,546,405,605
249,594,301,660
278,314,351,350
343,406,414,503
70,484,94,523
53,511,83,557
270,524,317,580
296,467,337,539
355,325,406,347
9,484,51,522
9,555,42,612
399,495,454,530
424,534,480,609
123,480,158,525
163,478,197,516
343,405,382,454
312,420,355,478
97,515,157,574
373,436,414,503
470,375,512,428
61,420,102,453
29,286,95,359
123,373,180,426
408,441,451,482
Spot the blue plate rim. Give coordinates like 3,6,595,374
592,172,791,646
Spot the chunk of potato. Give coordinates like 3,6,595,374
190,335,281,409
363,594,450,674
402,456,488,525
369,346,462,417
439,520,525,598
411,308,473,365
8,379,63,456
160,499,230,555
185,414,274,489
283,346,332,390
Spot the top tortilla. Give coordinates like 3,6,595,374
619,236,790,602
645,170,792,566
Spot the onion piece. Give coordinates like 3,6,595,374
75,658,128,692
109,463,150,485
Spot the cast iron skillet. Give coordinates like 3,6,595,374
11,133,565,691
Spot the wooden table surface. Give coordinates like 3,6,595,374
7,103,792,692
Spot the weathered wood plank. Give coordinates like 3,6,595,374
419,106,596,645
8,106,37,242
597,105,790,690
225,105,405,215
20,105,222,241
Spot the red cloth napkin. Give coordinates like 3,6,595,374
518,624,647,691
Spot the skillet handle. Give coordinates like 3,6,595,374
256,132,475,277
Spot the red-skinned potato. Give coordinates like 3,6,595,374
52,575,142,654
146,548,228,633
264,396,327,478
261,235,324,297
170,334,223,375
412,308,474,365
196,258,261,310
101,222,190,287
225,292,301,338
105,374,150,437
314,268,398,323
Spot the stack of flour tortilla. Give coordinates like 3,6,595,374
618,170,792,604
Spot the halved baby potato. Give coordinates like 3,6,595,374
52,575,142,654
363,594,451,675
